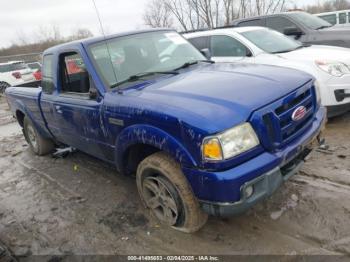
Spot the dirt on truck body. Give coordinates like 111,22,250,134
0,96,350,258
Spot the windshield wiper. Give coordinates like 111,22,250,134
272,44,309,54
316,25,332,30
271,49,295,54
111,71,179,89
173,60,215,71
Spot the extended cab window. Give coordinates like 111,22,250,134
59,52,90,94
266,16,298,33
210,35,249,57
42,55,54,94
339,13,347,24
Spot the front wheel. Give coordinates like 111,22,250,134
136,152,208,233
23,117,54,155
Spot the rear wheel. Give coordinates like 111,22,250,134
0,82,10,94
23,117,54,155
136,152,208,233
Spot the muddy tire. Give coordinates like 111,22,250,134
0,82,10,94
136,152,208,233
23,117,54,155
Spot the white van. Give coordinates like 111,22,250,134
316,10,350,27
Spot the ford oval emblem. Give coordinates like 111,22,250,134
291,106,307,121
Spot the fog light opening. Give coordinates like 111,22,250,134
245,185,254,199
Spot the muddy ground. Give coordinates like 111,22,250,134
0,96,349,258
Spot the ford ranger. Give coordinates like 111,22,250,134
5,29,326,232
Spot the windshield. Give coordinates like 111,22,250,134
0,62,28,73
288,12,332,30
241,29,303,54
28,63,41,70
89,31,205,87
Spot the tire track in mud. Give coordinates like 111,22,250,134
292,173,350,196
17,161,82,201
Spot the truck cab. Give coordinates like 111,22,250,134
5,29,326,232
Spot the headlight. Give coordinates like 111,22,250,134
314,80,321,105
315,60,350,77
202,123,259,161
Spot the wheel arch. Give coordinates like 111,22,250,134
115,124,197,175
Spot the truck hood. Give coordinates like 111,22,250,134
278,45,350,64
121,63,313,133
317,27,350,46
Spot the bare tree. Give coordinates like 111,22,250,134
143,0,293,31
70,28,94,40
143,0,174,28
305,0,350,14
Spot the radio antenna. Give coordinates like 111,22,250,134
91,0,120,91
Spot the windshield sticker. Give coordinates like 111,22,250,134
165,33,187,45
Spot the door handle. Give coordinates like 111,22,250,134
55,105,62,114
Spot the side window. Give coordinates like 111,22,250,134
348,12,350,23
188,36,209,51
339,12,346,24
59,52,90,94
210,35,249,57
266,16,298,33
319,14,337,25
42,55,54,94
238,19,264,27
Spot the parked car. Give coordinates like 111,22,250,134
232,11,350,48
184,27,350,117
0,61,36,93
5,29,326,232
27,62,41,72
27,62,42,81
316,10,350,27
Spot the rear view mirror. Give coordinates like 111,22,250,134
200,48,211,59
283,27,303,37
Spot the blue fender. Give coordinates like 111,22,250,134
115,124,197,173
13,99,52,139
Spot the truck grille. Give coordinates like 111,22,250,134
251,81,317,151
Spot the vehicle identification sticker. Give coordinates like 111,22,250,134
165,32,187,45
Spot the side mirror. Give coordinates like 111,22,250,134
283,27,303,37
200,48,211,59
89,89,98,99
246,49,253,57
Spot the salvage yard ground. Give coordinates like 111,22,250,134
0,95,350,257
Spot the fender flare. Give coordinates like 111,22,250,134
13,99,51,138
115,124,197,173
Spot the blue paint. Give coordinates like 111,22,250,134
5,29,326,209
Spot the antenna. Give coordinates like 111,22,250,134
91,0,120,92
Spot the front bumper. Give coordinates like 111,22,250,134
327,100,350,118
182,107,326,216
200,147,311,216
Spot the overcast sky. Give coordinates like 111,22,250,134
0,0,319,49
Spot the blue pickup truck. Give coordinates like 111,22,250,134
5,29,326,232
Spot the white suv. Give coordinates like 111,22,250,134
184,27,350,117
0,61,36,93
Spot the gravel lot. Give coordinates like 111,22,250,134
0,96,349,258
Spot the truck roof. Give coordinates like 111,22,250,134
232,11,303,24
44,28,175,55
